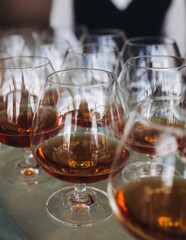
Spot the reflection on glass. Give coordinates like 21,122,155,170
108,97,186,240
31,68,128,227
0,56,54,186
119,55,186,110
0,27,39,56
82,28,126,56
62,43,124,77
123,36,181,62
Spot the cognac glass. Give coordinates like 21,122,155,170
62,43,124,77
35,25,88,71
54,24,88,46
108,97,186,240
123,36,181,62
0,47,12,153
0,56,54,185
0,27,40,56
82,28,126,57
31,68,128,227
118,55,186,110
34,27,70,71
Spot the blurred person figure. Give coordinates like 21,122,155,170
50,0,186,57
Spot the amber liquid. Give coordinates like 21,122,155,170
35,134,128,183
64,101,125,128
115,176,186,240
130,118,184,155
0,107,59,148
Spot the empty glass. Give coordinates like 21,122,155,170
123,36,181,62
54,24,88,46
82,28,126,57
62,43,124,77
118,55,186,110
0,27,40,56
34,27,70,71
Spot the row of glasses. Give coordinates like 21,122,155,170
0,27,40,56
81,28,186,239
0,24,88,185
81,31,181,63
0,23,185,233
107,34,186,240
62,43,124,77
34,27,70,71
32,29,182,228
34,24,88,71
0,26,128,227
30,27,128,227
108,95,186,240
119,35,182,111
0,27,45,160
40,30,186,233
0,30,177,161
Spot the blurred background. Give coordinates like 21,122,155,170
0,0,185,56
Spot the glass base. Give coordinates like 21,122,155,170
46,186,113,227
2,157,50,186
122,161,181,182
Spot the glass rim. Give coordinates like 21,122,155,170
133,112,186,137
47,68,116,87
0,56,52,70
88,28,126,39
126,55,186,70
66,43,120,54
53,24,88,31
126,36,177,46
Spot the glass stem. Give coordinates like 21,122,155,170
19,148,38,169
72,184,92,205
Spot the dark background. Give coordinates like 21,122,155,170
74,0,172,37
0,0,172,38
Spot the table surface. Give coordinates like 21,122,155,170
0,147,135,240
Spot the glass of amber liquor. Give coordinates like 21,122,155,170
0,56,54,185
108,96,186,240
118,55,186,111
62,43,124,77
31,68,128,227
